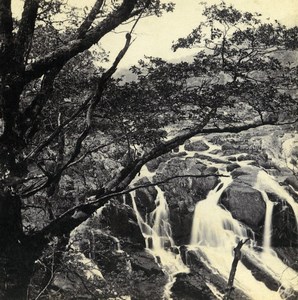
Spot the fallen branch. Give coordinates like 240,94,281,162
224,238,250,300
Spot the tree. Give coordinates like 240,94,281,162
0,0,177,298
0,1,296,299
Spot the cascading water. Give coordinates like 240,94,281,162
189,173,297,300
131,166,189,299
260,191,274,253
187,137,298,300
255,170,298,226
129,133,298,299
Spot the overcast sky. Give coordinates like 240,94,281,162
12,0,298,69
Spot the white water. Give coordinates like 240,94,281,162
189,177,285,300
128,134,298,299
260,191,274,253
131,167,189,299
256,170,298,226
188,137,298,299
131,187,189,299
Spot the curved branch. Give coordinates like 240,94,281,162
20,66,62,139
30,114,289,243
24,0,137,82
35,173,227,238
21,33,133,197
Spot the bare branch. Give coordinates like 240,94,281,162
77,0,104,39
49,32,132,175
15,0,39,63
21,33,133,197
24,0,137,82
36,173,227,239
20,66,62,139
24,95,92,160
224,239,250,300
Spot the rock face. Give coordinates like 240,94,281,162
134,177,158,217
172,249,249,300
152,157,219,244
39,127,298,300
268,192,298,247
219,182,266,228
100,201,145,247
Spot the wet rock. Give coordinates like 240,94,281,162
222,142,237,151
172,273,216,300
147,153,172,172
170,206,193,245
237,154,256,161
193,153,227,164
259,160,278,170
241,254,280,291
231,166,258,185
134,178,158,216
284,176,298,191
267,193,298,247
274,247,298,272
172,151,188,157
184,140,210,152
130,251,164,276
101,202,145,246
227,163,240,172
227,156,237,162
220,182,266,228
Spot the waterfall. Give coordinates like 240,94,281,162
255,170,298,226
129,135,298,299
190,176,240,246
189,177,285,300
260,191,274,253
131,166,189,299
188,137,298,299
189,180,298,299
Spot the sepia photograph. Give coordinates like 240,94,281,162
0,0,297,299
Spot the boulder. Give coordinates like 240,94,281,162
284,176,298,191
226,163,240,172
101,202,145,246
130,251,164,276
171,273,215,300
184,140,210,152
134,178,158,217
219,182,266,228
267,193,298,247
146,152,172,172
169,206,194,245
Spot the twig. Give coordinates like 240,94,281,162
34,245,56,300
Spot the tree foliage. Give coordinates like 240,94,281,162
0,1,297,298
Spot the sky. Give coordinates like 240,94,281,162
12,0,298,69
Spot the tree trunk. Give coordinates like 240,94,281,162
0,190,40,300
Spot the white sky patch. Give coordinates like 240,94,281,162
12,0,298,70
